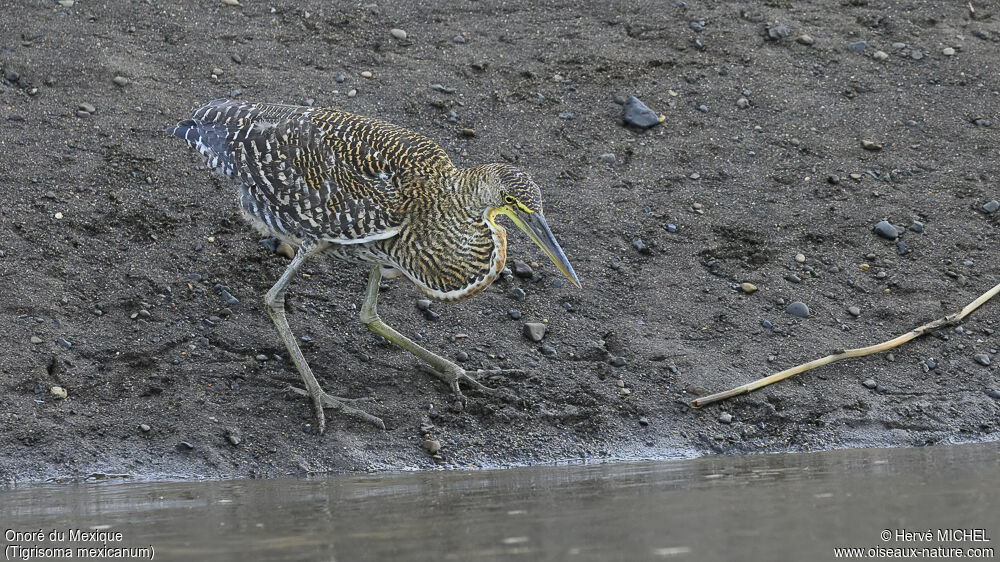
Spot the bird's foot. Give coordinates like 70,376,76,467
287,386,386,432
418,364,501,403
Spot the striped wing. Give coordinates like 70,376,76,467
169,99,400,243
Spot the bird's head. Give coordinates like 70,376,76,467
476,163,581,288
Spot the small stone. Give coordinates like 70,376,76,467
975,119,992,128
942,47,955,56
911,50,924,60
982,200,999,214
623,96,660,129
176,441,195,451
50,386,67,399
509,287,526,301
719,412,733,424
986,389,1000,400
740,282,757,294
909,221,924,233
459,128,475,137
513,261,533,278
275,242,295,259
796,34,814,46
226,430,242,446
390,28,407,40
638,417,650,426
795,253,806,263
455,351,469,362
415,299,431,311
690,20,705,32
30,336,43,344
861,139,882,151
785,274,801,284
508,309,522,320
666,224,678,233
847,41,867,53
766,23,790,41
873,50,889,61
347,89,357,98
361,71,373,79
139,424,151,432
422,439,441,454
56,338,72,350
610,356,626,368
231,54,243,64
632,239,650,255
599,153,617,164
540,345,557,357
736,97,750,109
974,353,991,366
891,42,906,49
785,301,809,318
255,354,268,361
452,35,467,44
112,75,129,87
862,378,877,389
523,322,546,342
78,102,96,114
848,306,861,317
873,220,898,240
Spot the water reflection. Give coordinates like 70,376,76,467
2,443,998,560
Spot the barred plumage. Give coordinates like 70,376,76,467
168,99,580,433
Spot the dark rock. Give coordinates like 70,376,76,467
610,356,626,368
416,299,431,311
623,96,660,129
540,345,557,357
911,50,924,60
986,389,1000,400
719,412,733,424
508,309,522,320
57,338,72,350
847,40,867,53
873,220,898,240
909,221,924,233
600,153,617,164
510,287,526,301
632,239,650,254
456,351,469,362
175,441,194,452
513,260,533,278
786,301,809,318
862,378,877,389
974,353,991,366
982,200,999,214
766,23,790,40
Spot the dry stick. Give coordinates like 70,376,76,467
691,280,1000,408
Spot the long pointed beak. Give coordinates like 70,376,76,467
507,211,582,288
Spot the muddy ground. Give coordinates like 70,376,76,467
1,0,999,485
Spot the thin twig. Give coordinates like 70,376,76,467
690,280,1000,408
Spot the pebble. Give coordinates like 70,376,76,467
599,153,617,164
176,441,195,451
139,424,151,432
415,299,431,311
740,282,758,294
847,40,867,53
50,386,67,399
910,50,924,60
736,97,750,109
3,68,18,82
452,35,467,44
719,412,733,424
255,354,268,361
909,221,924,233
666,224,678,233
79,102,96,114
848,306,861,317
227,431,242,445
974,353,991,366
509,287,526,301
57,338,72,350
632,239,650,254
785,301,809,318
390,28,407,40
796,34,815,46
513,261,533,278
523,322,546,342
221,0,239,5
540,345,557,357
360,71,373,79
30,336,43,344
891,42,906,49
862,378,877,389
422,439,441,454
623,96,660,129
794,253,805,263
975,119,992,128
982,200,999,214
873,50,889,61
232,54,243,64
639,417,650,426
766,23,790,40
276,242,295,259
112,75,129,87
610,356,626,368
508,309,522,320
987,389,1000,400
347,89,357,98
785,274,802,284
942,47,955,56
873,220,898,240
861,139,882,151
690,20,705,32
456,351,469,362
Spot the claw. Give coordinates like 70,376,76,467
286,386,386,431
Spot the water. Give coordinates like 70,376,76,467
2,443,998,561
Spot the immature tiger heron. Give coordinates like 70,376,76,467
169,99,580,433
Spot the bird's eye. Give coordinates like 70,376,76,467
504,195,516,205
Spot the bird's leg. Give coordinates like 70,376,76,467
266,243,386,433
360,266,496,401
